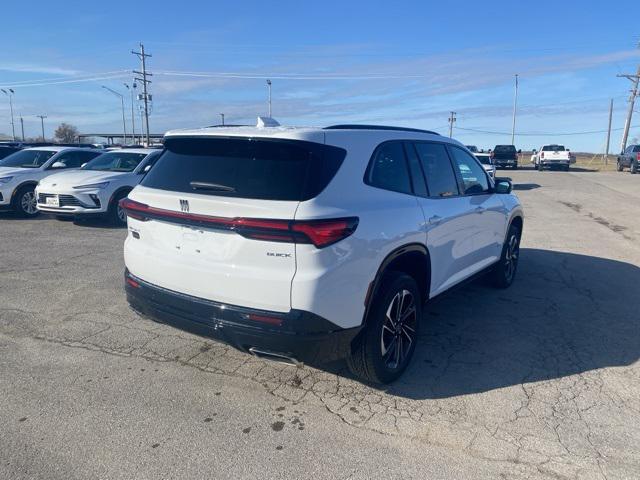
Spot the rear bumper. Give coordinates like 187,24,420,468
494,159,517,166
124,270,361,365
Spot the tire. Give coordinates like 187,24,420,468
513,163,518,170
347,272,421,384
12,185,39,217
537,162,543,171
564,165,570,172
491,224,521,289
108,191,129,226
631,161,638,175
617,161,624,172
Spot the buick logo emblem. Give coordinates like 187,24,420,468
180,199,189,213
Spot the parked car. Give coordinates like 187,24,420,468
465,145,479,153
0,146,103,216
475,152,496,178
491,145,519,169
120,121,524,384
616,144,640,174
36,148,162,225
531,144,571,171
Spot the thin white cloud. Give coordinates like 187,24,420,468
0,63,81,76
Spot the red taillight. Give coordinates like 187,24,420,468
119,198,358,248
541,152,545,159
119,198,150,221
291,218,359,248
637,153,640,161
126,277,140,289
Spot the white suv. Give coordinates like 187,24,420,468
0,146,103,216
121,122,523,383
36,148,161,225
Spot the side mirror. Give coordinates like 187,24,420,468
517,149,522,154
494,178,512,194
51,161,66,169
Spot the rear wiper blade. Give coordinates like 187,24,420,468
189,181,236,192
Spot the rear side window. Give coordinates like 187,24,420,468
365,141,412,194
142,137,345,201
413,142,459,197
449,146,489,195
494,145,516,153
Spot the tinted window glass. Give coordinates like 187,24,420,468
404,142,428,196
414,142,459,198
542,145,565,151
366,142,412,194
83,152,148,172
142,137,345,201
494,145,516,153
449,146,489,195
0,149,56,168
633,146,640,153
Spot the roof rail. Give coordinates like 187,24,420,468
324,124,440,135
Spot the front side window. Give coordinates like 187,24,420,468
365,141,412,195
449,146,489,195
0,149,56,168
413,142,459,198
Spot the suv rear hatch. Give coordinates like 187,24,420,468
123,135,346,312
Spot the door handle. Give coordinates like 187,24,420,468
428,215,442,225
474,206,485,213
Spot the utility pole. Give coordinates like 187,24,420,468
19,116,24,141
35,115,46,141
132,43,152,146
124,82,136,144
511,74,519,145
448,111,456,137
266,79,272,117
102,86,127,144
220,113,225,125
1,88,16,140
604,98,613,165
617,68,639,152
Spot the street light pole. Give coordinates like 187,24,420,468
124,83,136,144
102,86,127,144
511,74,519,146
266,79,272,117
220,113,225,125
35,115,47,141
20,116,24,141
1,89,16,141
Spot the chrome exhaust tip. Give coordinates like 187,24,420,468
248,347,302,367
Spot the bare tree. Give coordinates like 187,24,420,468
54,123,79,143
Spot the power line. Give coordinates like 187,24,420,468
455,125,639,136
0,71,130,88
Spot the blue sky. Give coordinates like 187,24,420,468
1,0,639,151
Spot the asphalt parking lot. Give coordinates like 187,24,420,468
1,166,639,480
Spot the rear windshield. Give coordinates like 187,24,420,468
542,145,565,151
141,137,346,201
476,155,492,165
494,145,516,153
633,145,640,152
0,149,56,168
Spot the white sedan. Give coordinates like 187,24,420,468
36,148,162,225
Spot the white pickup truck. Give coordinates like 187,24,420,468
531,144,573,171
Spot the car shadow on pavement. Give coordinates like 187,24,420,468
512,183,541,191
354,248,640,398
